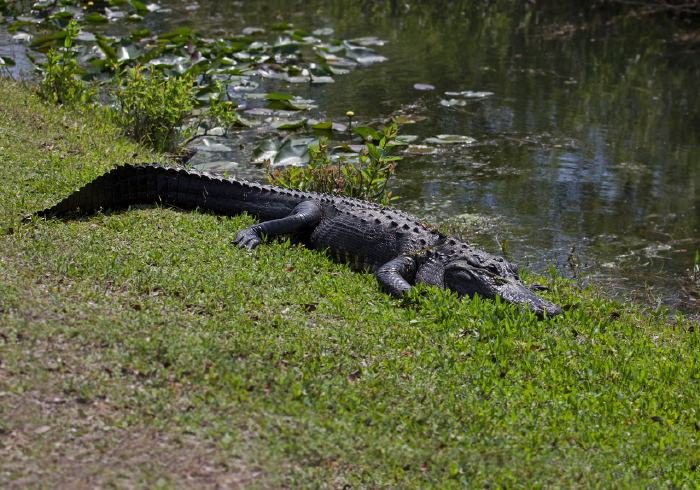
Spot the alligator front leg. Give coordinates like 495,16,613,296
376,256,417,297
233,200,323,250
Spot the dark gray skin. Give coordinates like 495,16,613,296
37,163,563,318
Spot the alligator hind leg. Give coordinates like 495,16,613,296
233,200,323,250
376,256,417,297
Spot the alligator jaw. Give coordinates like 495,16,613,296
493,280,564,319
444,260,563,318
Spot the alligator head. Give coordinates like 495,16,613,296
443,255,563,318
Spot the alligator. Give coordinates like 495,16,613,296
36,163,563,318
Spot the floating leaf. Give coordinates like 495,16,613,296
312,28,334,36
445,90,494,98
244,108,274,116
271,118,307,130
251,139,280,163
104,7,125,20
265,92,295,101
414,83,435,91
270,22,293,31
312,121,333,130
270,137,319,168
191,160,239,173
242,26,265,35
130,0,159,12
130,29,151,41
406,145,439,154
12,32,33,43
191,138,233,152
0,56,16,67
394,135,419,144
439,99,468,107
343,41,387,64
393,116,427,124
96,36,117,60
310,75,334,84
85,12,109,23
116,40,143,61
350,36,388,46
353,126,382,142
76,31,97,42
424,135,476,144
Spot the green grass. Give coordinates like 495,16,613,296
1,79,699,488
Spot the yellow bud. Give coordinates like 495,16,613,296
346,111,354,117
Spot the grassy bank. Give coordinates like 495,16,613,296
1,79,699,488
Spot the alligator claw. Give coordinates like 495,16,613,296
233,229,263,250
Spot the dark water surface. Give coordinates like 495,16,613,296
9,0,700,310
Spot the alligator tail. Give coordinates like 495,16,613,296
36,163,285,219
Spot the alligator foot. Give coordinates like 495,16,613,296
233,227,264,250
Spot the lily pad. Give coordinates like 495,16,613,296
245,108,274,116
353,126,382,142
191,160,239,173
242,27,265,35
271,118,307,130
191,138,233,152
406,145,439,154
270,137,320,168
393,116,427,124
445,90,494,98
424,135,476,145
439,99,468,107
265,92,295,101
343,41,387,64
394,135,419,144
251,139,280,163
85,12,109,23
414,83,435,91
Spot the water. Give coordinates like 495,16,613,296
5,0,700,310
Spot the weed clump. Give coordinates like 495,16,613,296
266,124,402,204
109,66,196,155
33,20,96,106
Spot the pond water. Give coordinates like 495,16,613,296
5,0,700,311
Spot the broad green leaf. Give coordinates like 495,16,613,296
130,0,148,12
353,126,382,142
312,121,333,130
406,145,439,154
271,119,307,130
392,116,427,124
265,93,295,101
96,37,118,60
85,12,109,23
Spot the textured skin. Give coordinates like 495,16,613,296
38,163,563,317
